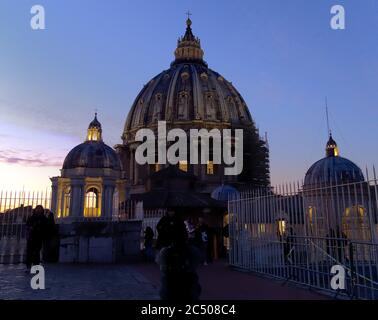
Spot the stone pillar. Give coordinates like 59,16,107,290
129,149,134,184
102,179,116,219
70,178,85,219
50,177,58,215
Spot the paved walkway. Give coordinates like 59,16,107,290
0,264,159,300
0,261,327,300
132,260,328,300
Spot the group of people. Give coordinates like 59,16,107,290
25,205,59,271
144,209,212,301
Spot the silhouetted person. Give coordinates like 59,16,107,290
25,205,47,270
156,209,186,249
195,217,210,265
157,213,201,301
144,226,155,261
42,210,59,263
184,218,196,246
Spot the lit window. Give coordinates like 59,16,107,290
308,206,316,222
87,128,101,141
277,219,286,236
206,161,214,175
84,187,101,217
179,160,188,172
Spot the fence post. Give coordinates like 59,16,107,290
348,242,356,299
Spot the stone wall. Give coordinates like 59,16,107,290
58,220,142,263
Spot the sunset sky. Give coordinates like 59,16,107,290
1,0,378,191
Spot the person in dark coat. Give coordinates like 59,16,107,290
25,205,47,270
156,209,186,250
157,212,201,301
144,226,155,261
42,210,59,263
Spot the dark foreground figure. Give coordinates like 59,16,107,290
156,210,201,301
25,205,59,269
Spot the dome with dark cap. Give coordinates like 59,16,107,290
62,114,121,171
304,134,364,186
88,113,101,129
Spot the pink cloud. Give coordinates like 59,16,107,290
0,149,63,167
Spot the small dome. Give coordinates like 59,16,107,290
304,156,364,186
63,141,121,170
305,134,364,186
211,184,239,201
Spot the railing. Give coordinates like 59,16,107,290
0,190,51,264
0,190,165,263
228,178,378,300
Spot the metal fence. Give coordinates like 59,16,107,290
0,190,165,263
228,178,378,300
0,190,51,264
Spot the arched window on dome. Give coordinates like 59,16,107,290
84,187,101,218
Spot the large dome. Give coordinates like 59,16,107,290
118,18,270,190
123,18,254,140
304,135,364,186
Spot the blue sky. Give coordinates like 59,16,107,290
0,0,378,190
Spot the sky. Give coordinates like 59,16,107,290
0,0,378,190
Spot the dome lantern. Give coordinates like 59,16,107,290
87,112,102,141
173,16,206,66
326,133,339,157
